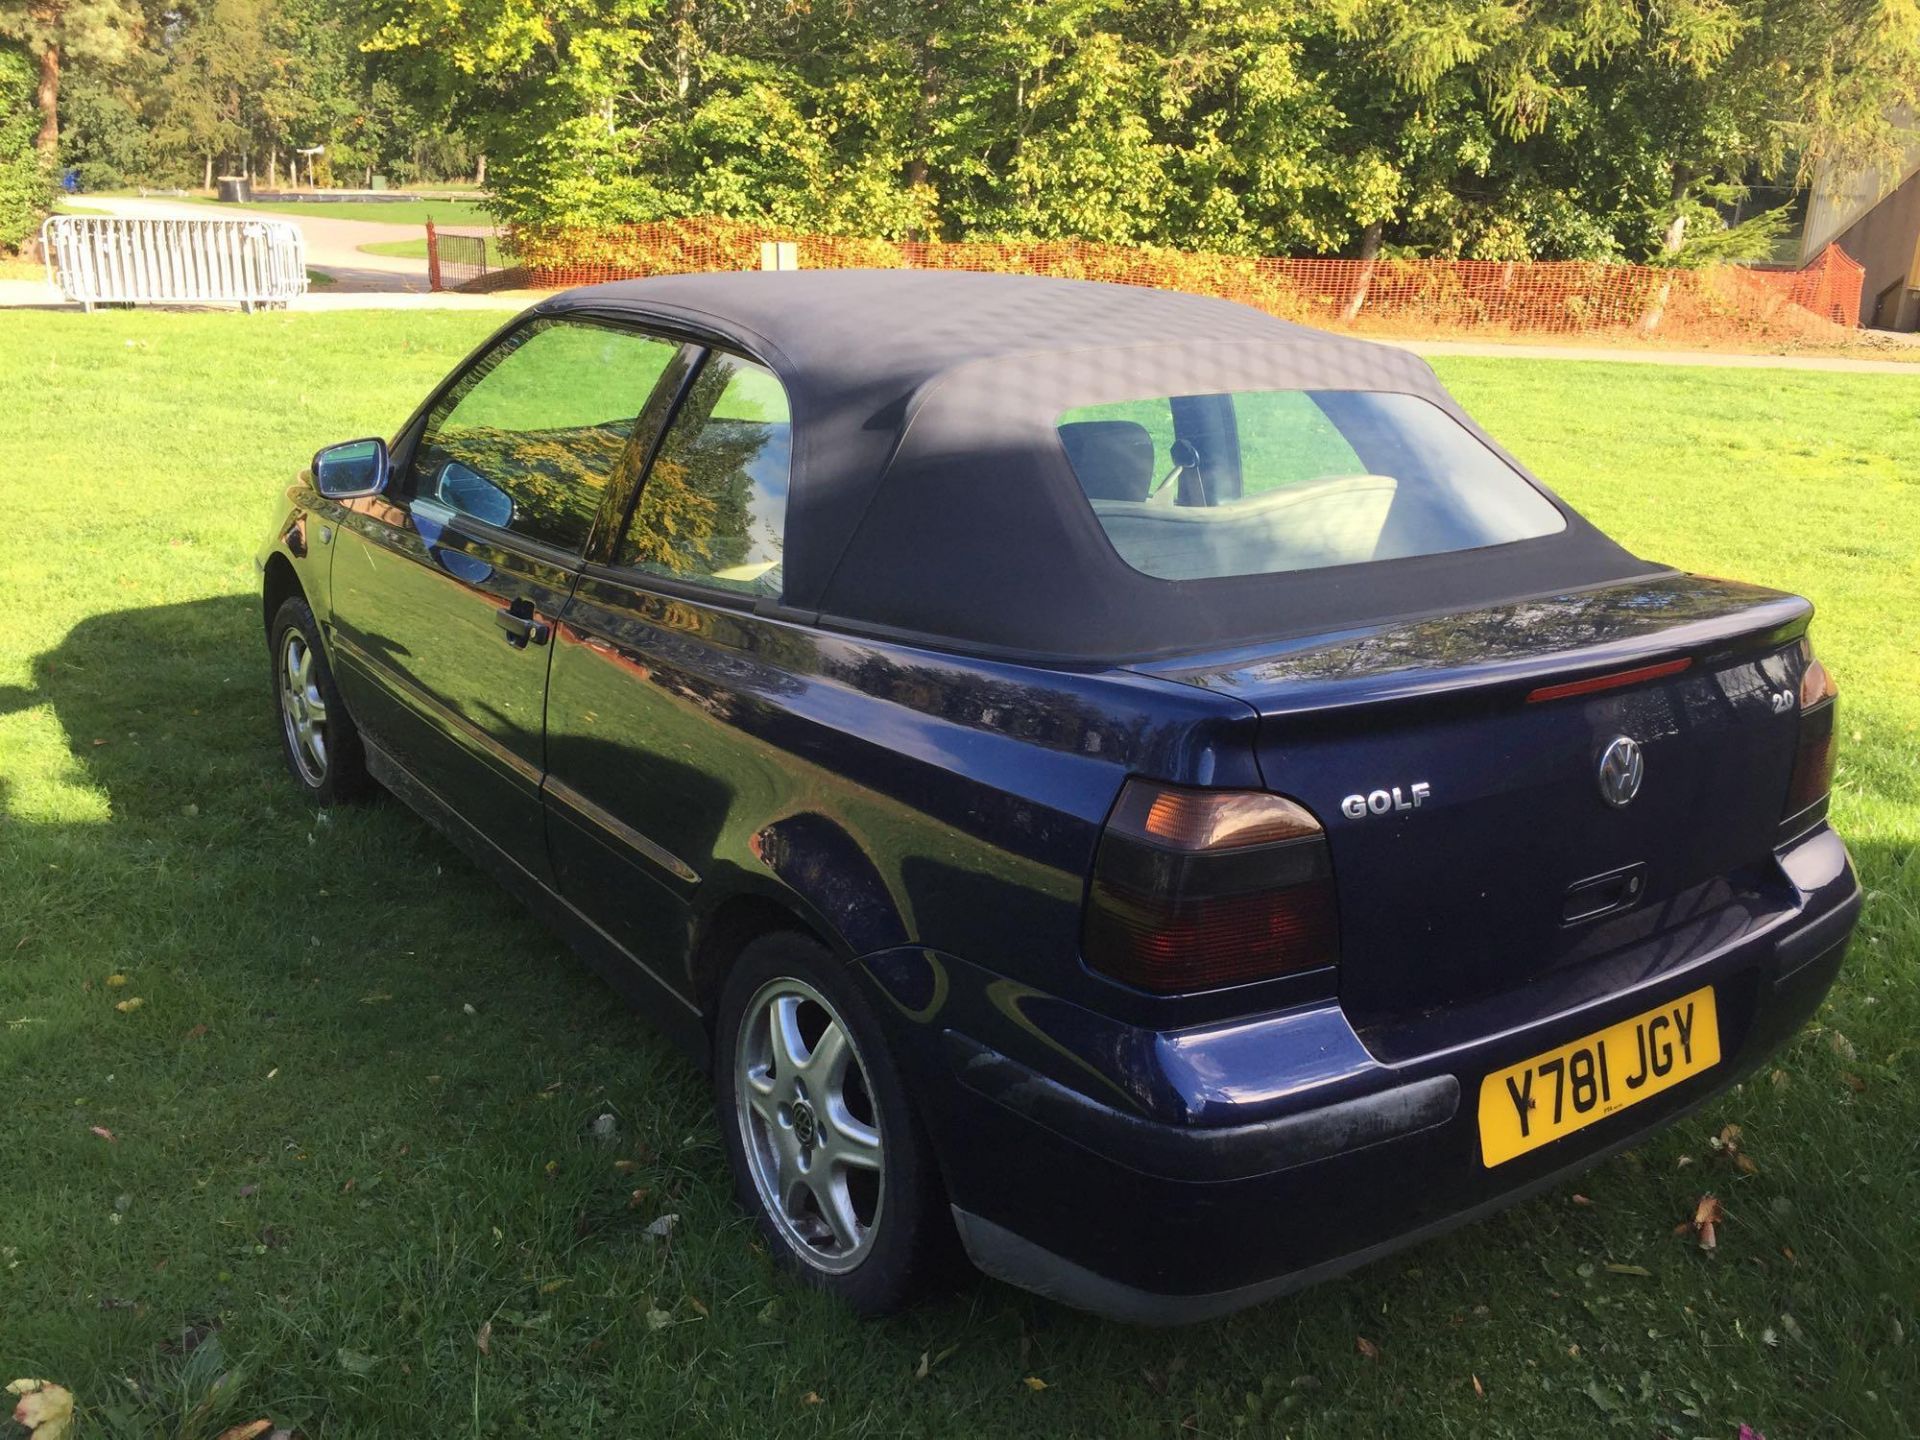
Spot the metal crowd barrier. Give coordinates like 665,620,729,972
40,214,309,312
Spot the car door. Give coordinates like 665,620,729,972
326,316,685,881
543,348,796,984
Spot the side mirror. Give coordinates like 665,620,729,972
435,460,514,529
313,438,389,499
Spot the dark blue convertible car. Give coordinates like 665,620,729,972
259,271,1859,1321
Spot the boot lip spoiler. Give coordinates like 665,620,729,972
1127,574,1811,721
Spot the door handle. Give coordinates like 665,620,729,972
495,603,550,649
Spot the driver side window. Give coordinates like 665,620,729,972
411,319,681,554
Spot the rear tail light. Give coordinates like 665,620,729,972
1082,781,1338,995
1784,640,1838,827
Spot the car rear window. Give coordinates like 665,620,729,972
1055,389,1566,581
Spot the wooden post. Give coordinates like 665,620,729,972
426,218,442,292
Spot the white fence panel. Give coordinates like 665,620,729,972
41,215,308,312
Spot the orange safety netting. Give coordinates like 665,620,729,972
443,217,1865,342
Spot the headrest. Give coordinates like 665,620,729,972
1058,420,1154,503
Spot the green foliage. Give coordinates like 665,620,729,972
22,0,1920,260
357,0,1920,261
0,42,49,250
1668,188,1797,268
36,0,477,189
56,66,148,187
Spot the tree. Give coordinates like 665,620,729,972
0,0,138,162
1333,0,1920,262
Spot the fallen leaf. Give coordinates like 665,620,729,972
89,1126,116,1144
914,1352,930,1381
8,1380,75,1440
115,998,144,1013
214,1423,273,1440
1023,1376,1048,1391
627,1188,650,1209
475,1321,491,1355
644,1213,679,1240
105,975,128,989
645,1307,674,1331
1692,1193,1725,1251
800,1391,824,1406
1604,1263,1652,1277
688,1295,709,1318
1570,1193,1593,1206
1355,1336,1381,1361
613,1159,639,1174
1840,1071,1867,1094
1472,1374,1485,1400
1584,1379,1623,1414
1828,1031,1856,1061
185,1024,208,1040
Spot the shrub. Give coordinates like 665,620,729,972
0,44,52,253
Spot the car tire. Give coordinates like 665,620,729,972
715,929,956,1315
269,595,369,805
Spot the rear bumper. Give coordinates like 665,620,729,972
862,827,1860,1324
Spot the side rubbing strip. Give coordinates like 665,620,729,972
543,775,701,886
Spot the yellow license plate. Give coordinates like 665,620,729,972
1478,986,1719,1167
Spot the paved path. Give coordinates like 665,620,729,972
10,227,1920,377
1393,337,1920,376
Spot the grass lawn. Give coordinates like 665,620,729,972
187,197,497,228
1,311,1916,1438
355,237,431,260
357,234,516,262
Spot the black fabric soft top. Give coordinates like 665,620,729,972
538,270,1664,663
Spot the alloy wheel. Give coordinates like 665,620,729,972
734,976,886,1274
278,629,329,786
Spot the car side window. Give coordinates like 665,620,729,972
616,352,791,597
411,319,681,555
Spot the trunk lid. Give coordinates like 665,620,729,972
1133,574,1812,1027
